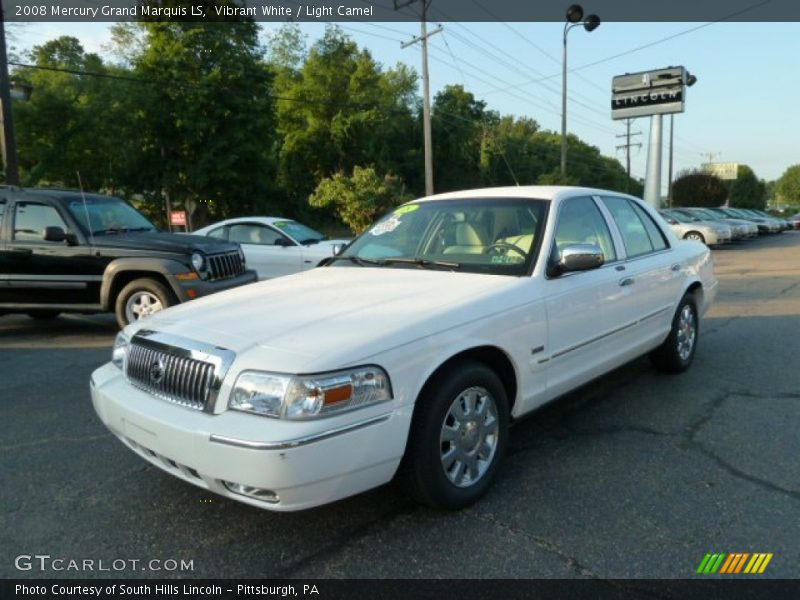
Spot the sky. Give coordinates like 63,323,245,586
7,19,800,194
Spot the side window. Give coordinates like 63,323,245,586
552,196,617,263
632,202,668,251
228,224,288,246
600,196,655,258
13,202,69,242
206,226,227,240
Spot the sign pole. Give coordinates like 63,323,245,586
643,114,663,208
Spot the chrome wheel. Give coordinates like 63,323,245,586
439,386,499,488
685,232,705,243
676,304,696,361
125,291,164,322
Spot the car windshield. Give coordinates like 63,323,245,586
336,197,547,276
271,220,325,244
67,196,157,235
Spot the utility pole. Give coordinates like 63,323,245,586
616,119,641,192
701,152,720,165
0,8,20,185
398,0,441,197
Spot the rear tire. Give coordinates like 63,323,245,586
650,294,698,373
397,360,509,510
114,278,175,329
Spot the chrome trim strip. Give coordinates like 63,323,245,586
550,306,671,360
209,414,392,450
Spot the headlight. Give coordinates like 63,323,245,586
237,246,245,264
229,366,392,420
112,331,130,369
191,252,206,272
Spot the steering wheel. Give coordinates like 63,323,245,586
485,242,527,259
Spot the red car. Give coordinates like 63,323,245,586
791,213,800,230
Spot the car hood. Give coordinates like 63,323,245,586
130,267,524,372
92,231,239,255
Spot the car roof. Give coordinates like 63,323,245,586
209,216,296,227
409,185,641,204
1,187,119,203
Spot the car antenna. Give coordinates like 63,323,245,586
77,171,94,246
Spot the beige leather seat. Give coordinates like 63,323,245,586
443,222,488,254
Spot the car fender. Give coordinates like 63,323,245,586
100,258,190,309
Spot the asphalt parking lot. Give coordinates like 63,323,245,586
2,232,798,579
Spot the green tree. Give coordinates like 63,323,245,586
728,164,766,209
431,85,490,192
117,8,277,221
776,165,800,206
274,25,418,216
14,36,136,190
671,170,728,207
309,166,410,233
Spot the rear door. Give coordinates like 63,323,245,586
598,195,683,355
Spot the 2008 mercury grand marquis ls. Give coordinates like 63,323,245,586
90,186,717,511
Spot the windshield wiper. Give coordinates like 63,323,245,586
379,257,461,270
327,255,385,267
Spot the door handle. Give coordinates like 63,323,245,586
671,263,681,272
619,277,635,287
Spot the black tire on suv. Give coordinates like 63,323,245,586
115,278,177,329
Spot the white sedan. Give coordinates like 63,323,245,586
91,186,717,512
193,217,349,280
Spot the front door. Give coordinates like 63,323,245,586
3,200,99,305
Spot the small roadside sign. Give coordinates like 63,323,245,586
170,210,187,227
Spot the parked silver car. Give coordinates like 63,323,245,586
675,208,758,239
659,210,732,245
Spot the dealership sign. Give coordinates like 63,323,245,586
612,67,688,120
703,162,739,180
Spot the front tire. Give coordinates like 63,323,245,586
397,360,509,509
650,294,698,373
114,278,175,329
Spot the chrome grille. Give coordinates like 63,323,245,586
124,330,235,412
207,251,245,281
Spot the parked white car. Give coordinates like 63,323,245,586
91,187,717,512
193,217,349,280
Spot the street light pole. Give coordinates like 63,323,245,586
560,5,600,181
0,8,20,185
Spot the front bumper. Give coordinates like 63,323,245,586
172,269,257,302
90,363,407,511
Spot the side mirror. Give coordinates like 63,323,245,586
331,242,346,256
549,243,604,277
274,237,293,247
43,226,66,243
